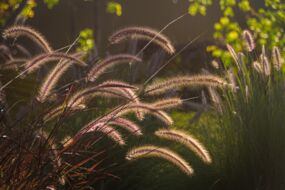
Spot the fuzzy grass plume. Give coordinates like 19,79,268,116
242,30,255,52
152,97,182,110
87,54,142,82
126,145,193,176
155,129,212,164
226,44,239,69
109,117,143,136
260,54,271,76
67,81,138,107
117,103,174,125
3,25,53,53
84,123,125,146
109,26,175,54
24,52,87,75
37,53,85,102
145,75,228,95
272,46,282,71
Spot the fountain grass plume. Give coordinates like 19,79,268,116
67,81,138,107
260,54,271,76
242,30,255,52
109,26,175,54
37,53,85,102
109,117,143,136
117,103,174,125
126,145,194,176
87,54,142,82
155,129,212,164
272,46,282,71
152,97,182,110
3,25,53,53
145,75,229,95
24,52,87,75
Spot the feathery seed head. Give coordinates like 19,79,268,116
25,53,87,75
87,54,142,82
242,30,255,52
155,129,212,164
3,25,53,53
109,26,175,54
152,97,182,110
126,145,194,176
272,46,282,71
145,75,228,95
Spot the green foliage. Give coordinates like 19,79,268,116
0,0,60,26
106,1,122,16
188,0,212,16
43,0,59,9
188,0,285,68
77,28,95,53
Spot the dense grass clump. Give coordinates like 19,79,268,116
214,34,285,190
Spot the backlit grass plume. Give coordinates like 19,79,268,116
109,117,143,136
78,123,125,146
145,75,228,95
116,103,174,125
3,25,53,53
87,54,142,82
24,52,87,75
67,81,138,107
37,53,85,102
155,129,212,164
126,145,194,176
272,46,282,71
260,54,271,76
152,97,182,110
242,30,255,52
0,24,210,187
253,61,263,74
226,44,240,70
109,26,175,54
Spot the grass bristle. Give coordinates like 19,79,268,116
109,26,175,54
155,129,212,164
126,145,194,176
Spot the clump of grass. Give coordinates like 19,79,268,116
0,25,213,189
213,30,285,190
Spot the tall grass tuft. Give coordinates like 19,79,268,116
214,30,285,190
